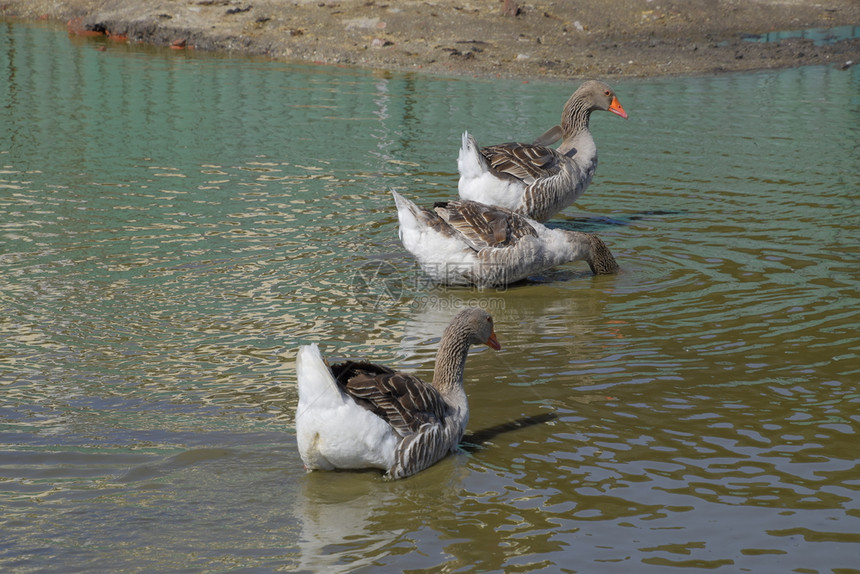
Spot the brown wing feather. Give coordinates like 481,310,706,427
480,142,564,183
433,200,537,251
404,199,460,239
330,360,450,437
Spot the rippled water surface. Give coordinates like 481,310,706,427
1,21,858,573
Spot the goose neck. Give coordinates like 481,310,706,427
561,97,592,139
431,325,472,394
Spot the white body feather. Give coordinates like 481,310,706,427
457,131,525,210
295,344,398,471
393,191,484,284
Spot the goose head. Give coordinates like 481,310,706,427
455,308,501,350
577,80,628,119
561,80,628,136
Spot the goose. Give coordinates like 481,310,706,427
295,308,500,479
393,190,618,287
457,80,627,222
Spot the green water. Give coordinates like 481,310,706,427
1,20,858,573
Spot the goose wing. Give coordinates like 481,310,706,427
480,142,565,184
532,124,563,147
331,361,449,437
432,200,537,252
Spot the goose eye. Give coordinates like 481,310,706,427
604,90,611,97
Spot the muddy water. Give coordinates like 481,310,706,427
1,21,858,573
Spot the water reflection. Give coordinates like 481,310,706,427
296,473,409,573
2,20,859,573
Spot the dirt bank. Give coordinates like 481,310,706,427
3,0,859,79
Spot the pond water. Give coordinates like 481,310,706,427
1,20,858,573
744,25,860,46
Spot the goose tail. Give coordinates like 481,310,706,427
296,344,343,413
457,131,487,191
392,190,433,247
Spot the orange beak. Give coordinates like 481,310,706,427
485,330,502,350
608,96,628,119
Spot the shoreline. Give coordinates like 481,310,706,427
2,0,859,79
